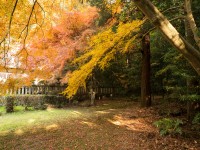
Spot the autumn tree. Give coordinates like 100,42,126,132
0,1,98,91
64,1,153,108
63,18,143,98
23,6,98,84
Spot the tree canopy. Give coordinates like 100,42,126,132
0,0,200,100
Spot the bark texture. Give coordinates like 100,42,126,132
141,34,151,107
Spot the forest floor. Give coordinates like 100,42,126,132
0,98,199,150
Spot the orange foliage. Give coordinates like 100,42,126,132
20,6,98,84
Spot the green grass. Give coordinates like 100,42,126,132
0,106,34,114
0,108,84,133
0,100,132,135
0,100,134,134
0,106,5,113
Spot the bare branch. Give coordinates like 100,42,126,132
161,6,183,14
7,0,20,49
22,0,37,46
0,0,19,45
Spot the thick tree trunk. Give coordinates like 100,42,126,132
133,0,200,75
141,34,151,107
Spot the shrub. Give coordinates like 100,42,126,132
15,95,68,109
179,94,200,102
192,113,200,124
1,94,69,112
154,118,183,136
45,95,68,108
28,95,47,110
15,95,47,110
5,95,14,113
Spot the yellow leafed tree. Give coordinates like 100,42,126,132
63,20,144,98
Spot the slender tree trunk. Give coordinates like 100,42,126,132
133,0,200,75
141,34,151,107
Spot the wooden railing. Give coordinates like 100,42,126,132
6,85,118,96
15,85,66,95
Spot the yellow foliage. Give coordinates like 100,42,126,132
64,20,144,98
0,76,23,95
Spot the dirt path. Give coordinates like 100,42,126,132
0,99,199,150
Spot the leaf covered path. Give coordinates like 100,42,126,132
0,99,199,150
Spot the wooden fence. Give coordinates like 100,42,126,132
6,85,118,96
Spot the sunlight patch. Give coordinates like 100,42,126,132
15,129,24,135
28,119,35,124
47,107,55,112
108,109,116,111
109,115,154,132
0,131,9,136
81,121,98,128
95,111,110,114
72,111,82,115
108,119,121,126
46,124,59,131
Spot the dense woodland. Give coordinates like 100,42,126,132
0,0,200,149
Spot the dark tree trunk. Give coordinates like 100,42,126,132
141,34,151,107
184,2,196,120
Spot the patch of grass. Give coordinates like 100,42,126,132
0,106,5,112
0,100,130,133
0,108,84,133
14,106,25,112
0,106,35,114
14,106,34,112
0,106,5,113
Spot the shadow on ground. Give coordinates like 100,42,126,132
0,100,199,150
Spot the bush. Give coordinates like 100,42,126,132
15,95,68,109
192,113,200,124
45,95,68,108
1,94,69,112
5,96,14,113
154,118,183,136
180,94,200,102
29,95,47,110
15,95,47,110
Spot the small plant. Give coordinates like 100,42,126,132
5,95,14,113
192,113,200,124
154,118,183,136
179,94,200,102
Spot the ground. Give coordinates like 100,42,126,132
0,99,199,150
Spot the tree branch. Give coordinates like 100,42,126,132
161,6,183,14
0,0,19,45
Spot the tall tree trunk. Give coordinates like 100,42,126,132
184,1,195,120
141,34,151,107
133,0,200,75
